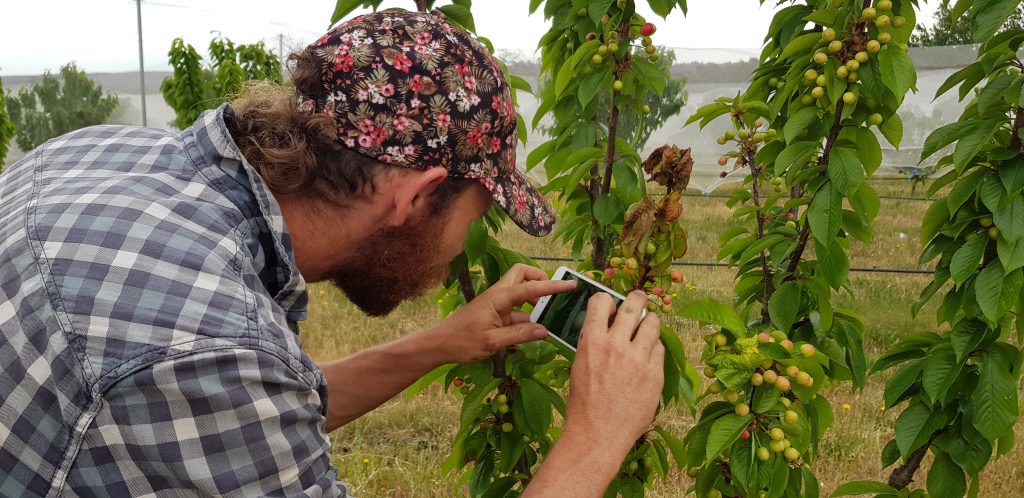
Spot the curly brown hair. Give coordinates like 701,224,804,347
227,51,473,213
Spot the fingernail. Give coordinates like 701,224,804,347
532,327,548,339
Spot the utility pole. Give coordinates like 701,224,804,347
136,0,148,126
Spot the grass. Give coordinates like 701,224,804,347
299,178,1024,497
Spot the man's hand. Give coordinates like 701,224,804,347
523,291,666,498
564,291,665,452
427,263,577,364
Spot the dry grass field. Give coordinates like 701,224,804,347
299,178,1024,497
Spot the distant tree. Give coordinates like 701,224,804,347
911,3,1024,46
161,36,282,129
5,63,119,152
0,75,15,168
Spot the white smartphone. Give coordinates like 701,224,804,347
530,266,629,351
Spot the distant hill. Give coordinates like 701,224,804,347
3,71,172,95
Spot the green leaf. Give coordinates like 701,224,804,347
976,261,1005,322
828,147,864,196
928,451,967,498
830,480,898,497
884,360,923,408
994,197,1024,242
998,235,1024,272
921,198,950,244
972,350,1019,440
631,59,667,96
950,236,987,285
879,113,904,149
330,0,372,25
953,119,1001,172
653,426,687,467
587,0,614,23
678,299,746,335
895,402,943,459
951,318,989,362
518,379,553,436
978,73,1016,114
406,364,455,399
437,4,476,32
921,347,963,403
980,173,1009,211
775,141,820,176
578,64,611,108
921,121,970,162
592,194,622,227
705,413,754,462
769,281,802,332
780,32,823,59
855,128,883,175
784,107,819,143
808,182,842,242
879,46,916,98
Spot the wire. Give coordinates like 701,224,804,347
527,256,935,275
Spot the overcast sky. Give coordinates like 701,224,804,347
0,0,939,76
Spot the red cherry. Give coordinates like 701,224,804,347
662,295,672,305
452,379,464,387
671,270,685,283
640,22,656,37
652,287,665,296
741,429,750,439
604,268,616,279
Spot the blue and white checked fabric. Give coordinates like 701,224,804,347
0,106,350,497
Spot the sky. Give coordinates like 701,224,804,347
0,0,939,76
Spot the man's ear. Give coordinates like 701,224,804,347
387,167,448,226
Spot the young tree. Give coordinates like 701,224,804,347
684,0,918,495
160,37,282,129
0,75,14,168
4,63,119,152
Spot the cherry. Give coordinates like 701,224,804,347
784,410,800,424
612,80,624,92
662,295,672,305
734,403,750,417
671,270,685,282
800,343,817,357
822,28,837,42
775,376,792,392
814,52,828,65
784,447,801,461
640,22,656,36
718,156,729,167
741,428,751,438
828,40,843,53
868,113,884,126
751,372,764,386
756,446,770,461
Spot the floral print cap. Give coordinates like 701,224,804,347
297,10,555,236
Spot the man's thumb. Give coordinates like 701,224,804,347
492,324,548,350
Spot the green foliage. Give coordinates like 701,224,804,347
874,6,1024,494
4,63,119,152
160,36,282,129
682,0,919,496
911,3,1024,46
0,75,14,167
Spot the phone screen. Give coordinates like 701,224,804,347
536,272,624,350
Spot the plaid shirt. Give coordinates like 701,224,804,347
0,106,350,497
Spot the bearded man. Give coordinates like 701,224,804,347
0,11,664,497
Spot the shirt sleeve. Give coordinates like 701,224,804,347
64,347,350,497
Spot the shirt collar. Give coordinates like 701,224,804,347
184,105,308,322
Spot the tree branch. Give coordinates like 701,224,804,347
746,148,773,324
887,433,938,489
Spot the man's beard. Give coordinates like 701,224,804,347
329,212,452,317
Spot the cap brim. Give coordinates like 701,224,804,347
481,169,556,237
